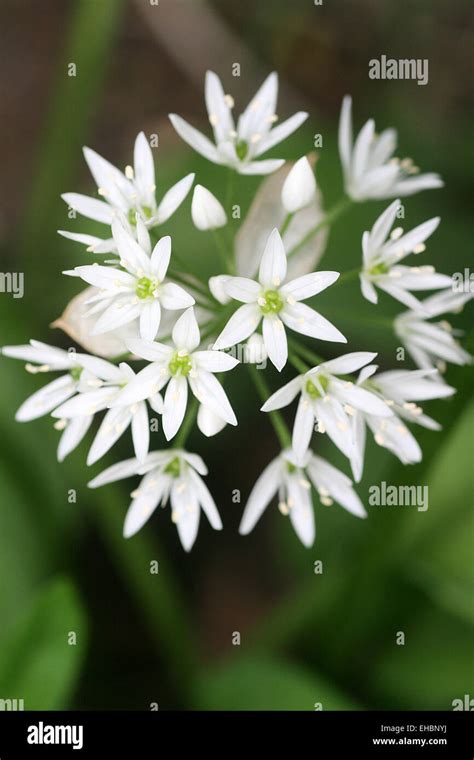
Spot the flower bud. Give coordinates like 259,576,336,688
191,184,227,230
281,156,316,213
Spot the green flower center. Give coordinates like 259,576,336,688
368,262,389,276
305,375,329,399
259,289,284,315
164,456,181,478
128,206,153,226
70,366,83,382
286,461,297,474
236,140,249,161
168,351,192,377
135,276,159,300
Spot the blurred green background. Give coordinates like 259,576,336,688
0,0,472,710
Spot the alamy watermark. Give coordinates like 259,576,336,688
0,272,24,298
369,481,428,512
452,269,474,293
369,56,428,86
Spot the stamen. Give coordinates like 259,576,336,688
390,227,404,240
125,165,134,179
413,243,426,254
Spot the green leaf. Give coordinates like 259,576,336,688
0,577,87,710
193,655,359,710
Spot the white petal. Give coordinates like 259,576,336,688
161,282,195,311
188,468,222,529
169,114,222,164
2,341,71,369
331,380,393,417
314,397,354,460
156,173,195,224
307,455,366,518
150,235,171,280
126,339,173,363
111,363,168,406
209,275,232,304
213,303,261,350
287,475,315,547
351,118,375,182
131,401,150,461
53,387,115,418
197,404,227,437
262,316,288,371
172,307,200,351
124,472,167,538
83,146,132,210
57,415,93,462
111,218,151,275
237,71,278,144
281,156,316,212
258,228,287,288
391,173,444,197
139,300,161,341
261,375,302,411
238,158,285,175
369,199,401,251
280,271,339,301
338,95,353,178
281,302,346,342
254,111,308,157
61,193,114,224
171,478,200,551
205,70,234,144
163,376,188,440
71,264,135,291
193,350,239,372
360,274,378,303
223,276,260,303
91,299,141,335
292,396,315,461
87,407,131,465
321,352,377,375
239,457,282,534
88,457,141,489
133,132,155,205
16,376,76,422
189,370,237,425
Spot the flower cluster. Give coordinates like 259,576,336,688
3,71,471,550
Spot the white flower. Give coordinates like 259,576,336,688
395,290,473,374
212,228,345,371
110,307,238,440
169,71,308,175
60,132,194,252
191,184,227,230
64,218,194,341
281,156,316,213
262,352,392,462
239,449,366,547
360,199,450,309
51,361,163,466
339,96,443,201
349,364,454,481
88,450,222,550
1,340,159,463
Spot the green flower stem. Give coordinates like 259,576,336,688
335,268,361,286
288,338,325,368
174,398,199,449
288,351,309,374
212,229,236,275
287,197,352,260
248,365,291,448
279,212,293,236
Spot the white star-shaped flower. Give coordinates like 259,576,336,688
360,199,451,309
339,96,443,201
212,228,345,371
59,131,194,253
239,449,366,548
88,450,222,550
261,352,392,463
64,218,194,341
169,71,308,175
395,290,473,375
110,307,239,440
349,364,454,481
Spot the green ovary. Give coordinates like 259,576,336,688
70,366,83,382
164,457,181,478
135,276,158,300
305,375,329,399
235,140,249,161
128,206,153,226
368,262,389,276
259,289,284,315
168,352,192,377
